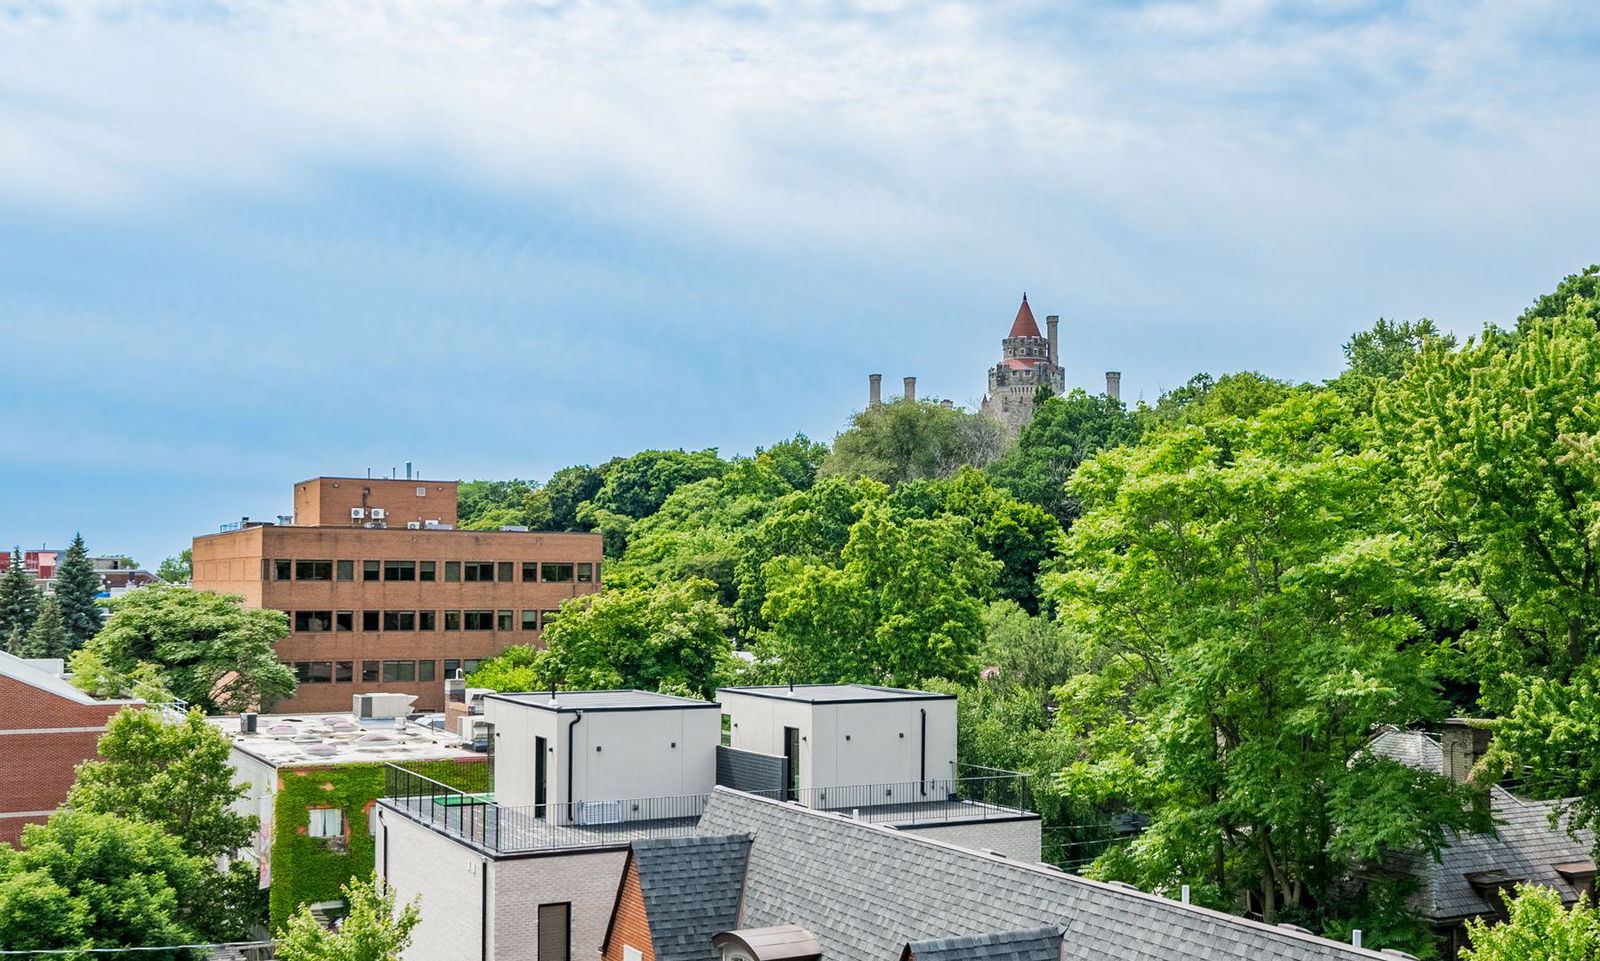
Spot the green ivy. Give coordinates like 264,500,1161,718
268,758,488,931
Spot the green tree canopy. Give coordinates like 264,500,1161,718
0,810,208,955
52,533,104,651
469,579,735,699
987,390,1142,524
0,546,40,644
822,398,1006,486
1461,883,1600,961
68,707,260,939
156,547,193,584
457,479,539,530
754,501,999,686
69,585,294,713
276,875,420,961
1045,394,1479,924
17,595,69,660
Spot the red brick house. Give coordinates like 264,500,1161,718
0,651,142,845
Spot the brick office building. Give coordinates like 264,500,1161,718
0,652,143,845
191,477,603,713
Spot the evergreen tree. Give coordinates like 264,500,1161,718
52,534,104,651
0,547,40,644
18,596,69,660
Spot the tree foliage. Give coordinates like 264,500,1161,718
1461,884,1600,961
17,595,70,660
0,546,40,647
70,585,294,713
156,547,193,584
987,390,1141,524
53,533,105,651
276,875,421,961
823,398,1005,486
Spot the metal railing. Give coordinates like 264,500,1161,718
384,765,704,855
384,762,1031,854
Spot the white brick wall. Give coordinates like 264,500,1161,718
379,807,488,961
905,817,1042,862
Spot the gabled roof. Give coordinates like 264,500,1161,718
1368,729,1597,921
901,926,1062,961
1007,296,1042,339
696,788,1387,961
616,833,753,961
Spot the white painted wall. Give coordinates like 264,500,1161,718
226,749,280,884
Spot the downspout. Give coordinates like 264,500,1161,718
480,856,490,961
566,711,584,809
919,708,927,796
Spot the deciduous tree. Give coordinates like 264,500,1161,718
1461,884,1600,961
276,875,420,961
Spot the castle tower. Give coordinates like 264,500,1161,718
979,294,1067,431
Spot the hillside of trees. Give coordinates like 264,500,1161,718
458,265,1600,954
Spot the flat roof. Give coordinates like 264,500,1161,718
717,684,955,705
205,712,481,768
294,476,457,485
486,689,721,713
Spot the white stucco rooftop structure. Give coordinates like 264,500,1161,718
204,712,479,769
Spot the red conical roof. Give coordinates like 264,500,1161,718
1008,294,1042,338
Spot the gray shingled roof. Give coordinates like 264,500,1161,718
902,926,1062,961
632,834,753,961
1368,729,1596,921
697,788,1389,961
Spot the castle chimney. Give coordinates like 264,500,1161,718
1442,718,1491,786
1046,315,1060,367
869,373,882,407
904,376,917,402
1105,371,1122,401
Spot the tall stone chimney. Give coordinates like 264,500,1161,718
869,373,882,407
1105,371,1122,401
903,376,917,402
1442,718,1491,786
1046,315,1060,367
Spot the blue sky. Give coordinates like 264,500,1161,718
3,0,1599,566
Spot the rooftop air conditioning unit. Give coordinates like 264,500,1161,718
576,800,625,825
370,508,387,520
456,716,491,752
406,521,421,530
350,508,366,519
353,693,417,720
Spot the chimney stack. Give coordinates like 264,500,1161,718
1442,718,1491,786
904,376,917,402
1105,371,1122,401
869,373,882,407
1046,315,1060,367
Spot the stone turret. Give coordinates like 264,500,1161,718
1105,371,1121,401
869,373,882,407
903,376,917,402
979,294,1067,431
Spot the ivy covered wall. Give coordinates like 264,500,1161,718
268,757,489,930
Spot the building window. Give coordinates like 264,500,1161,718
576,563,593,583
522,561,538,581
463,561,494,582
335,610,353,632
495,610,513,631
273,559,292,581
444,561,461,582
416,486,427,497
463,658,482,674
444,658,461,677
362,560,380,582
294,611,333,633
721,713,732,747
295,559,333,581
417,660,436,682
444,610,462,631
362,610,380,631
418,561,436,582
384,560,416,582
537,902,570,961
307,807,345,838
497,561,514,582
521,610,539,631
418,610,437,631
335,661,353,683
294,661,333,683
541,563,574,583
361,661,379,683
463,610,494,631
337,560,355,582
383,611,416,631
382,660,416,682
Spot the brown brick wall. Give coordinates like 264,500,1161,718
293,478,459,528
0,676,132,845
602,857,654,961
192,526,603,713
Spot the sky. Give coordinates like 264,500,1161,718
3,0,1600,566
